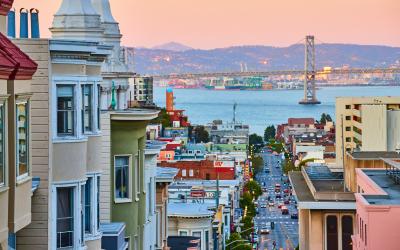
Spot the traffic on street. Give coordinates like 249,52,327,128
253,150,299,250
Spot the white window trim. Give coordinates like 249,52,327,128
114,154,133,203
52,77,102,143
81,84,95,135
178,229,189,236
84,173,102,241
51,181,86,250
324,213,354,250
135,152,141,200
16,99,30,182
0,99,6,188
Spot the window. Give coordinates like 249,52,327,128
179,231,188,236
345,105,351,109
205,230,209,250
189,169,194,177
345,127,351,131
57,187,74,249
82,85,93,133
57,86,75,136
84,177,92,233
182,169,187,176
0,103,4,186
345,137,351,142
345,116,351,120
148,178,153,216
326,215,338,250
364,224,367,245
97,85,101,130
206,173,210,180
115,156,130,200
341,216,353,250
16,102,29,179
192,231,201,248
135,153,140,198
97,176,100,230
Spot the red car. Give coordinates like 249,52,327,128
283,189,290,193
278,203,283,209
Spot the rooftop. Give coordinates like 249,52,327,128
360,169,400,205
347,151,400,160
168,203,214,218
156,167,179,183
169,179,240,188
110,108,159,121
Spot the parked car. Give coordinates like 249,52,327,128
278,203,284,209
275,193,282,199
260,204,267,208
284,199,290,204
291,212,298,219
283,189,289,193
268,201,275,207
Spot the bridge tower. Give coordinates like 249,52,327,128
299,35,321,104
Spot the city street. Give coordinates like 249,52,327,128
254,151,299,250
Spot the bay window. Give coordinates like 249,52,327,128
57,85,75,136
16,101,29,179
83,175,101,237
97,85,101,130
82,84,93,133
115,156,130,200
84,177,92,234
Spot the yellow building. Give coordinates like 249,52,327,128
335,96,400,167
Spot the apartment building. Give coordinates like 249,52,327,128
129,76,155,108
289,165,355,250
0,1,38,248
13,0,114,248
336,97,400,167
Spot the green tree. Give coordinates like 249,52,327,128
240,216,254,239
192,125,210,143
244,180,262,200
264,125,276,141
320,113,327,124
251,155,264,176
239,192,254,209
326,114,333,122
298,158,318,169
282,158,296,174
249,133,264,153
151,108,172,128
226,232,242,248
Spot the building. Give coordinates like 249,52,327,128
0,1,38,248
165,87,190,128
159,159,235,180
289,165,355,250
353,165,400,250
129,75,154,108
335,97,400,167
205,120,249,144
13,0,112,248
168,203,214,250
155,167,179,250
344,151,400,192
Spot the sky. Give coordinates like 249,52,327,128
12,0,400,49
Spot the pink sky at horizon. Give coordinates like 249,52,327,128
11,0,400,49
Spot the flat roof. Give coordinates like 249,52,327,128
168,203,214,218
156,167,179,183
347,151,400,160
169,179,240,189
361,169,400,205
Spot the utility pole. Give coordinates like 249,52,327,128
299,35,320,104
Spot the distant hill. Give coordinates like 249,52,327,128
151,42,193,52
130,43,400,75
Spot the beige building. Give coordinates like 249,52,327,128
13,0,113,249
335,96,400,167
0,1,38,248
289,165,355,250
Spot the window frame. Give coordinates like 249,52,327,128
114,154,132,203
16,99,29,181
56,84,76,138
81,84,94,134
0,100,6,187
324,213,354,250
83,174,102,240
178,230,189,236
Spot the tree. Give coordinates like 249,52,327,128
282,158,296,174
226,233,242,248
192,125,209,143
320,113,333,124
244,180,262,200
240,216,254,239
239,192,254,209
251,155,264,176
264,125,276,142
249,133,264,153
151,108,172,128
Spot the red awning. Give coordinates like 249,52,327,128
0,32,37,80
0,0,13,15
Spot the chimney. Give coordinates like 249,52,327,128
7,8,15,38
30,8,40,38
19,8,28,38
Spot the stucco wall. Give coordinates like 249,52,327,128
361,104,387,151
